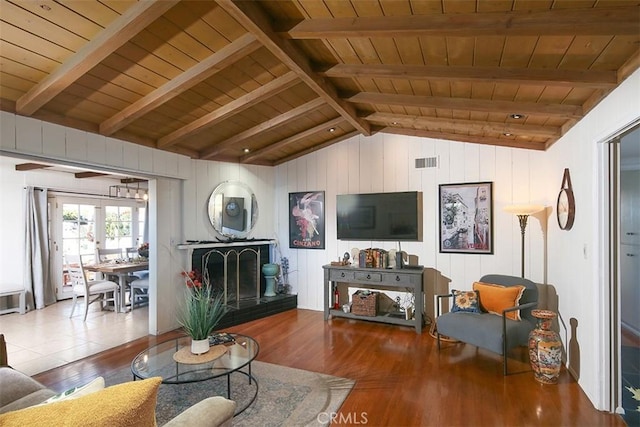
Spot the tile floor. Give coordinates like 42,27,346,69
1,299,148,376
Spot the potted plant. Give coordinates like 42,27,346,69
179,270,226,354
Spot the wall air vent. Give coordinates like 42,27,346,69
415,157,438,169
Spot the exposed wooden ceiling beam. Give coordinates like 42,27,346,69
241,117,344,163
319,64,617,89
15,163,51,171
366,112,561,138
100,33,261,136
16,0,179,116
273,131,360,166
157,71,300,149
381,127,547,151
200,98,325,160
216,0,371,136
279,6,640,38
75,172,108,179
347,92,583,119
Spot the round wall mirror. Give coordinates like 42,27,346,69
208,181,258,238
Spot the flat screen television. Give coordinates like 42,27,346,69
337,191,423,241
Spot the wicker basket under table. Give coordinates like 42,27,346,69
351,290,379,316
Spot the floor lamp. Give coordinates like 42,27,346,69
504,205,545,278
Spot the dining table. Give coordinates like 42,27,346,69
84,260,149,312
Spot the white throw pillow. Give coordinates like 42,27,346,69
39,377,105,405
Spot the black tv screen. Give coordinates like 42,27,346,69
337,192,423,241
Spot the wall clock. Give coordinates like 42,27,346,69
557,168,575,230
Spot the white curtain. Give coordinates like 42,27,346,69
24,186,55,309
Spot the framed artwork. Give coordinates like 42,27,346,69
289,191,325,249
439,182,493,254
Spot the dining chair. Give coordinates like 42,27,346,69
66,254,120,321
129,277,149,310
125,247,149,278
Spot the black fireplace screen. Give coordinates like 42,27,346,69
192,244,269,302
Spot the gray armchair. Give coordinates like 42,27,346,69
436,274,538,375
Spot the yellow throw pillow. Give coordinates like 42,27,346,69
473,281,525,321
0,377,161,427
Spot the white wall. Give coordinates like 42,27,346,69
274,134,548,311
543,68,640,410
181,159,275,243
273,68,640,411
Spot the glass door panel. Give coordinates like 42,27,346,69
53,198,145,300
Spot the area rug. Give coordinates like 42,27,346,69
105,361,355,426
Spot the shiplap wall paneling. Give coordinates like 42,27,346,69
286,158,303,301
324,147,338,264
528,149,548,284
293,155,312,309
65,128,88,162
477,144,500,277
314,150,329,309
431,140,453,283
181,161,198,241
442,141,470,290
122,141,140,171
460,143,483,286
0,113,16,150
361,132,384,194
333,136,352,263
42,122,66,157
100,134,122,167
494,146,516,277
153,149,176,177
16,115,42,155
88,133,108,166
346,137,360,194
510,149,538,280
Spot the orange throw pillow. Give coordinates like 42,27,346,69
473,281,525,321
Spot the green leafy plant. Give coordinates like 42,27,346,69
178,271,226,340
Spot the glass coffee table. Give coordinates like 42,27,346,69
131,333,259,415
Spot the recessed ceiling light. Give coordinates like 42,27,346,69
328,127,336,133
243,148,250,153
509,114,524,119
503,132,512,137
392,121,398,125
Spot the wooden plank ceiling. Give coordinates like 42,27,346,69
1,0,639,166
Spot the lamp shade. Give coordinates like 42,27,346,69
503,204,545,215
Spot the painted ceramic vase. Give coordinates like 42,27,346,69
262,263,279,297
528,309,562,384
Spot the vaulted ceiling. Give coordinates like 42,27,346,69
1,0,639,166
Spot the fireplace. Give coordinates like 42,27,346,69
179,240,297,328
191,244,269,305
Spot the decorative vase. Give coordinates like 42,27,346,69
138,249,149,258
190,338,210,355
262,263,279,297
528,309,562,384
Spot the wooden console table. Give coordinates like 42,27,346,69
323,264,424,333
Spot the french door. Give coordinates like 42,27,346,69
50,196,146,300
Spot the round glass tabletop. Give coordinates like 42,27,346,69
131,334,259,384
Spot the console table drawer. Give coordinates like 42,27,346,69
354,271,382,282
330,270,354,281
381,272,415,285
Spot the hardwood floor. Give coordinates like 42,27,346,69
34,309,626,426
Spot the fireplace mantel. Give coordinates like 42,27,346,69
177,239,275,250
